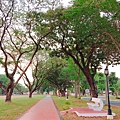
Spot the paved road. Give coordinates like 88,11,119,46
82,96,120,106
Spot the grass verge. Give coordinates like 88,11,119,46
52,96,120,120
0,95,45,120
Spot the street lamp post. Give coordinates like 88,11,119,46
104,67,113,119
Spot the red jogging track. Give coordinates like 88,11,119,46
16,96,62,120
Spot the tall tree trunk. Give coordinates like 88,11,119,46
101,89,103,96
83,67,98,98
59,89,65,96
77,81,81,99
74,81,77,98
29,92,33,98
115,90,118,98
5,87,14,102
39,87,43,95
77,67,81,99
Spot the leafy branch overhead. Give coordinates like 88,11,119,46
33,0,120,97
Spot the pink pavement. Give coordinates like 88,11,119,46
16,95,61,120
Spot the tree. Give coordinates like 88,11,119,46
0,74,9,95
40,0,120,98
22,51,50,98
0,0,54,102
65,58,81,98
39,80,54,95
14,83,27,95
94,72,106,95
109,72,119,87
116,79,120,96
109,72,119,96
80,75,89,96
63,58,86,98
46,57,72,96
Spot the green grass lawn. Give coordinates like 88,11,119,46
0,95,120,120
52,96,88,111
0,95,45,120
52,96,120,120
110,96,120,101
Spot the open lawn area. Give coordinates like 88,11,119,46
52,96,120,120
0,95,45,120
0,95,120,120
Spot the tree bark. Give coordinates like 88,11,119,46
59,89,65,96
115,90,118,98
5,85,14,102
74,81,78,98
40,88,43,95
29,92,33,98
101,89,103,96
83,67,98,98
77,81,81,99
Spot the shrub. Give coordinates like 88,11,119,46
65,101,71,105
